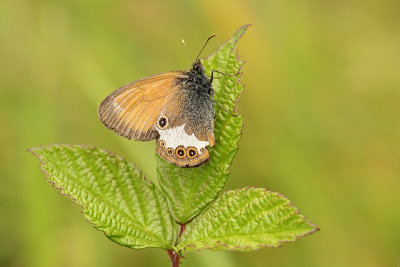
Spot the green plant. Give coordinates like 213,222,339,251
29,25,318,267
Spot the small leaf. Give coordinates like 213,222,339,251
157,24,250,224
176,187,318,251
29,144,176,249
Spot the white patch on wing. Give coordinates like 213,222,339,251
157,124,209,151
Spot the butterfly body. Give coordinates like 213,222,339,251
99,60,215,168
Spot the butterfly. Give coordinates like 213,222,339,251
98,35,224,168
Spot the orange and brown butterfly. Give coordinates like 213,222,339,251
98,35,219,168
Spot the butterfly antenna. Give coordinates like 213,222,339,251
195,34,217,62
212,99,239,117
181,39,194,63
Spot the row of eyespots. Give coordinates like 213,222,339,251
159,140,198,159
173,146,198,159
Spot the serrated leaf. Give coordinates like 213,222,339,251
156,24,250,224
176,187,318,251
29,144,176,249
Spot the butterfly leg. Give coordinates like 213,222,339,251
212,99,239,117
210,70,239,83
209,70,240,117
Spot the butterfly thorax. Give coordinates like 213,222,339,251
178,60,213,97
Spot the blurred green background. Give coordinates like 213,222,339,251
1,0,399,266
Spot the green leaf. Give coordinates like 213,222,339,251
29,144,176,249
156,24,250,224
176,187,318,251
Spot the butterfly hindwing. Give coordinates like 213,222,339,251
155,89,215,168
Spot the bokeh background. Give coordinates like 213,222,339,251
1,0,399,266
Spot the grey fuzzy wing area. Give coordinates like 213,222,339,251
182,90,215,144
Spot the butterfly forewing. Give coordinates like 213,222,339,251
99,72,183,140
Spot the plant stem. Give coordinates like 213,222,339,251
179,223,186,237
168,250,181,267
168,224,186,266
